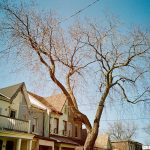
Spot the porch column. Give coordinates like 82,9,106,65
27,140,32,150
28,120,31,133
59,145,62,150
16,139,22,150
2,139,6,150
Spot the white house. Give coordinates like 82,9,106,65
0,83,83,150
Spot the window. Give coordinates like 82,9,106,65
64,105,67,114
0,108,2,115
32,118,38,133
49,117,52,133
54,118,59,134
10,110,16,118
75,125,78,137
68,122,72,137
68,107,71,116
63,120,67,136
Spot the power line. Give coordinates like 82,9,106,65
58,0,101,24
100,118,150,122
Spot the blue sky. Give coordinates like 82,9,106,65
37,0,150,27
0,0,150,145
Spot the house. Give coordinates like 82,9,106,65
80,129,111,150
111,140,142,150
0,83,56,150
143,145,150,150
31,92,83,150
0,82,83,150
94,134,112,150
0,83,34,150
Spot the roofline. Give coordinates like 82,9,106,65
111,140,142,145
49,134,82,146
10,82,25,102
56,141,79,146
60,98,67,112
34,135,56,142
0,93,10,100
28,91,63,115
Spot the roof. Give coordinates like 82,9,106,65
0,93,9,101
0,83,66,114
49,134,81,146
112,140,142,145
28,92,61,114
34,135,56,142
94,134,111,149
46,93,66,112
0,83,24,101
28,93,48,111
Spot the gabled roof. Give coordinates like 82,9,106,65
28,92,62,114
0,82,31,108
0,83,66,114
0,83,24,101
45,93,66,112
0,93,9,101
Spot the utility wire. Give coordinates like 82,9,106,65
58,0,101,24
100,118,150,122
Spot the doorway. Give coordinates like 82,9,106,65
6,141,14,150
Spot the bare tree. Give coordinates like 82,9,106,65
106,121,137,140
0,1,92,130
74,20,150,149
0,1,150,150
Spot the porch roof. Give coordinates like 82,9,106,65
49,134,82,146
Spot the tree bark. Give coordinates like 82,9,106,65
84,86,110,150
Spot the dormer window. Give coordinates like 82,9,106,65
10,110,16,118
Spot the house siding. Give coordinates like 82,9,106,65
29,108,44,136
112,141,142,150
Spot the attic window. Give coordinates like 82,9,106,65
10,110,16,118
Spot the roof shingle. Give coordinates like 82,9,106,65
46,94,66,112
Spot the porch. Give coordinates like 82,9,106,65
0,130,34,150
0,115,30,133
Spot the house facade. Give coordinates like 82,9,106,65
111,140,142,150
94,134,112,150
0,83,34,150
0,83,83,150
32,92,83,149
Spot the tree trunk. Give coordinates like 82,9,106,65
84,86,110,150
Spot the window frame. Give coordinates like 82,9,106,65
63,120,67,136
54,118,59,134
9,109,16,118
32,117,38,133
75,125,78,137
